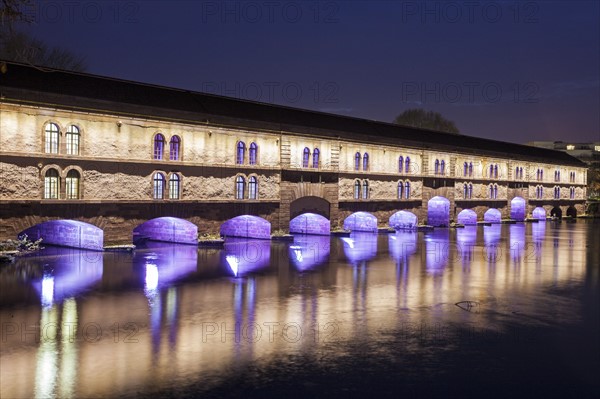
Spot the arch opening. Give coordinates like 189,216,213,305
220,215,271,240
550,207,563,218
484,208,501,224
289,213,330,235
457,209,478,225
19,220,103,251
427,196,450,227
566,206,577,218
389,210,418,230
343,212,378,232
532,207,546,220
510,197,526,221
133,217,198,245
290,196,330,219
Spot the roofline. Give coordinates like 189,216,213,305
0,60,588,168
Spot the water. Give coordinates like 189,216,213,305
1,221,599,398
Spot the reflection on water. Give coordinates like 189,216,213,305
1,221,598,398
340,232,378,265
289,235,330,271
222,238,271,277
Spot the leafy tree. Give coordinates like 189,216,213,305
1,0,87,71
393,108,460,134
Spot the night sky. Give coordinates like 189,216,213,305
21,0,600,143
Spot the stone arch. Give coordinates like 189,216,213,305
289,213,330,235
510,197,526,221
290,196,330,219
427,196,450,227
457,209,477,225
550,206,563,218
532,207,546,220
484,208,501,224
389,210,418,230
19,220,103,250
220,215,271,239
343,211,378,232
133,217,198,244
566,206,577,218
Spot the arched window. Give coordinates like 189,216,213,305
302,147,310,168
312,148,320,168
249,142,258,165
169,173,180,199
399,156,404,173
169,135,181,161
494,165,498,179
248,176,258,199
405,181,410,199
65,125,80,155
539,186,544,199
405,157,410,174
489,165,494,178
555,186,560,199
434,159,440,175
468,183,473,199
469,162,473,177
44,168,60,199
354,152,361,171
235,175,245,199
570,187,575,199
354,180,361,199
154,134,165,160
236,141,246,165
463,184,468,198
398,181,403,199
65,169,80,199
363,152,369,171
540,169,543,181
362,180,369,199
557,171,560,182
153,172,165,199
520,167,524,179
464,162,468,177
45,123,59,154
515,166,519,179
440,160,445,175
494,184,498,199
489,184,494,199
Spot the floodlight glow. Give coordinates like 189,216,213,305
532,207,546,220
41,275,54,308
427,196,450,227
220,215,271,239
484,208,501,223
389,211,418,230
19,220,103,250
510,197,526,221
457,209,477,225
133,217,198,244
343,212,378,232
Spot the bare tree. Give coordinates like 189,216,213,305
393,108,460,134
1,0,87,71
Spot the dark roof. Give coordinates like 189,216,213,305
0,61,586,167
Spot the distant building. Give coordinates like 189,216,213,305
527,141,600,166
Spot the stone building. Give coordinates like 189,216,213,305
0,61,588,246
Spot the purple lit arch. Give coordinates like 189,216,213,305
484,208,501,223
532,207,546,220
457,209,478,225
290,213,330,235
389,210,418,230
427,196,450,227
343,212,378,232
220,215,271,239
133,217,198,245
510,197,526,221
19,220,103,251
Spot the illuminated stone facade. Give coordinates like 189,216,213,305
0,62,588,244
